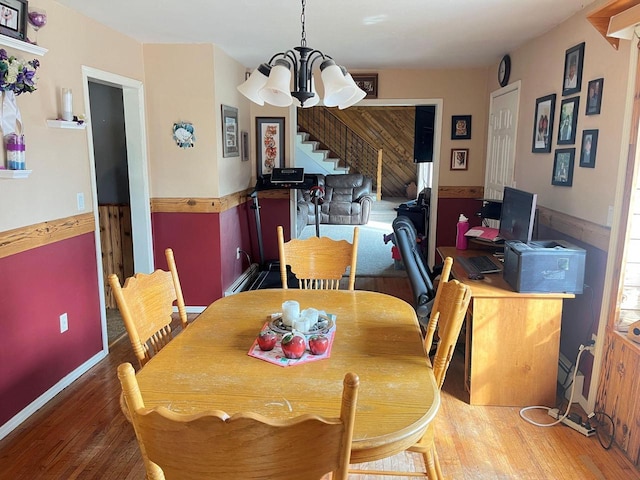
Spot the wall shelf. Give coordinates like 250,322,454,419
47,120,87,129
0,169,32,179
0,35,47,56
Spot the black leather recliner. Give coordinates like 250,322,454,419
392,215,441,326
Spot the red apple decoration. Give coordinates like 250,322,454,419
308,335,329,355
281,333,306,359
256,329,277,351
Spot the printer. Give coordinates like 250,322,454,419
503,240,586,294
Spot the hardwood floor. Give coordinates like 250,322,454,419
1,276,638,479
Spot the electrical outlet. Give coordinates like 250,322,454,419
77,193,85,211
59,313,68,333
236,247,241,260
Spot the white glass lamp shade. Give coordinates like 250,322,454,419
293,76,320,108
237,64,271,106
259,59,293,107
338,74,367,109
320,60,356,107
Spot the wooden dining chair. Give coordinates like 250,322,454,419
349,279,471,479
118,362,360,480
423,256,453,354
108,248,188,369
277,225,359,290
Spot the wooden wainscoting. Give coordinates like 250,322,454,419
98,205,133,308
595,330,640,466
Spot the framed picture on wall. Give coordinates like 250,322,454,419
451,115,472,140
221,105,239,157
580,129,598,168
450,148,468,170
586,78,604,115
531,94,556,153
562,42,585,96
241,131,249,162
0,0,28,41
552,148,575,186
557,96,580,145
351,73,378,99
256,117,285,176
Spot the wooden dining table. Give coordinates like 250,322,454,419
133,288,440,464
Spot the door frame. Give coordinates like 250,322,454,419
289,98,444,267
81,66,153,352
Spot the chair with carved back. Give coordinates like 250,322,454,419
423,256,453,354
349,279,471,479
108,248,188,369
277,225,359,290
118,362,360,480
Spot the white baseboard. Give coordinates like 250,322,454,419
0,349,107,441
185,306,205,314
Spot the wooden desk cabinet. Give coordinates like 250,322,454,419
438,247,574,406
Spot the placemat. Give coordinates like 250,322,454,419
248,314,336,367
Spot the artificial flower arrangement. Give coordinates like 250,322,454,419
0,48,39,95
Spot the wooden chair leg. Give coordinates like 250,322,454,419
423,447,440,479
433,447,443,479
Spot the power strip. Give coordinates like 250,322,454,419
548,408,595,437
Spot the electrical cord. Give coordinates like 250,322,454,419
558,284,597,401
238,249,252,268
588,411,615,450
519,344,592,427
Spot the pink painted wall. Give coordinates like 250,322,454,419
151,201,270,304
434,198,483,254
0,233,102,426
251,198,291,264
151,212,223,306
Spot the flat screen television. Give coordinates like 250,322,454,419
499,187,538,243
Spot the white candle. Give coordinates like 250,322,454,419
62,88,73,121
282,300,300,327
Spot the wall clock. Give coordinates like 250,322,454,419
498,54,511,87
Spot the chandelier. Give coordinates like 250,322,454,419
237,0,366,109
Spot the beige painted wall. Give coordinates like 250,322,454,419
212,45,256,196
0,0,144,232
144,44,259,198
499,2,631,226
373,68,490,187
144,44,218,198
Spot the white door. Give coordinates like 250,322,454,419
485,81,521,210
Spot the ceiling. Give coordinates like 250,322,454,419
55,0,597,70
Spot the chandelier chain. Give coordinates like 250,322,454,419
300,0,306,47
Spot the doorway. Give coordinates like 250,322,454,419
289,98,443,267
88,81,133,345
302,98,443,268
81,67,153,352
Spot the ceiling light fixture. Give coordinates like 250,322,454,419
237,0,366,109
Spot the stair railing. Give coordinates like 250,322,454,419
297,107,382,200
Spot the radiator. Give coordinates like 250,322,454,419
224,263,260,296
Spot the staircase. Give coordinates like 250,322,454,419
297,107,383,199
295,131,349,175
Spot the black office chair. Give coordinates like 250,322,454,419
392,216,443,326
